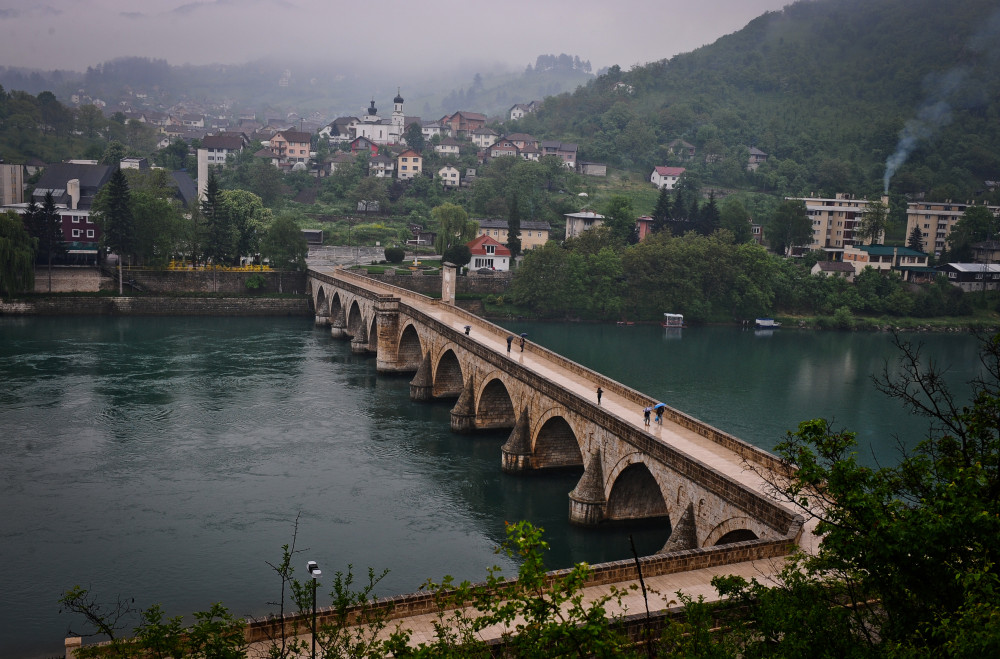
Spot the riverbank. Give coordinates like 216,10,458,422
0,294,311,316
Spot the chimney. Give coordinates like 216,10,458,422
67,179,80,210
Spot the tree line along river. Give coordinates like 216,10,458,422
0,316,983,658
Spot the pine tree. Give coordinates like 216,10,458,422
201,170,234,265
907,225,925,252
96,167,135,294
36,191,66,292
652,186,671,233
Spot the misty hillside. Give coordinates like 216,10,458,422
515,0,1000,200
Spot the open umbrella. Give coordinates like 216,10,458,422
653,403,666,409
520,333,528,338
643,407,652,413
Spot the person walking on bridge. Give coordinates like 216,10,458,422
506,335,513,354
596,387,603,405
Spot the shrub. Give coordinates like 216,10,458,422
384,247,406,264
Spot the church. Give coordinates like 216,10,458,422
352,89,406,146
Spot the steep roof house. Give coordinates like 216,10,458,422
650,166,686,190
438,165,460,187
466,234,511,271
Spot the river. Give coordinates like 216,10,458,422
0,316,983,658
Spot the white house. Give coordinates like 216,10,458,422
650,166,686,190
434,137,461,157
438,165,460,187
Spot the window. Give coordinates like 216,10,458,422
72,229,81,237
72,216,80,223
486,245,496,254
86,229,95,238
86,217,93,224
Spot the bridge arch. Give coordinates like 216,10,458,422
365,315,378,355
397,323,423,369
475,376,516,429
432,348,464,398
605,459,669,523
330,291,344,320
346,300,363,337
703,517,760,546
531,411,583,470
315,287,329,319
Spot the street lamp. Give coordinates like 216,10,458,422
307,560,321,659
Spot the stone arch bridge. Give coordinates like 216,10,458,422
308,266,802,556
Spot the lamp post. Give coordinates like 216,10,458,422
307,560,321,659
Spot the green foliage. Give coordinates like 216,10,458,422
93,167,136,260
261,214,308,271
947,204,999,261
442,244,471,268
855,197,890,244
384,246,406,263
709,332,1000,655
767,199,812,256
416,520,635,657
245,274,267,290
431,203,475,253
59,586,247,659
0,210,36,296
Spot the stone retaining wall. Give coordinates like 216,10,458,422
362,270,511,296
0,296,311,316
122,270,308,295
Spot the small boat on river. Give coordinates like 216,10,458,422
662,313,685,328
755,318,781,328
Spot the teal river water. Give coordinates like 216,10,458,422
0,316,983,658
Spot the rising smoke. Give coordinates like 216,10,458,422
883,6,1000,193
882,68,967,194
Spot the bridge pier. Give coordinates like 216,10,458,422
568,450,607,526
409,353,433,401
660,502,698,552
375,296,403,373
351,322,369,354
501,410,533,473
314,313,329,326
450,377,476,433
329,308,346,339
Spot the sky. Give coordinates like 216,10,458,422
0,0,794,74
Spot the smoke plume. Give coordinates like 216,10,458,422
883,68,966,193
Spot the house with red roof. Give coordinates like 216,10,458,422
466,234,511,271
650,166,686,190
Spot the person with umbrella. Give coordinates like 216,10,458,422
643,406,651,426
653,402,665,425
506,335,513,354
519,333,527,352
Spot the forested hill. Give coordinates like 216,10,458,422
514,0,1000,201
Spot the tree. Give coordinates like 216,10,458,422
908,224,925,252
947,205,999,262
719,198,752,243
506,191,522,259
220,189,272,265
651,185,671,233
441,244,471,268
33,191,66,291
767,199,811,256
100,140,128,166
404,122,425,153
93,167,135,294
201,170,235,265
261,214,308,272
855,197,890,244
0,210,36,296
431,203,475,253
602,195,636,245
715,332,1000,656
